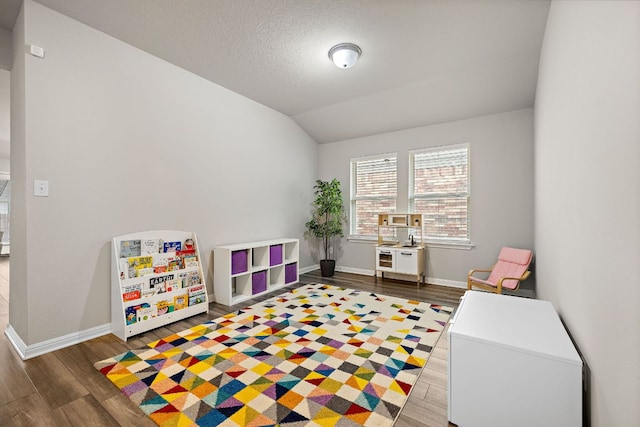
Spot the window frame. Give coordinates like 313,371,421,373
349,152,398,240
409,143,472,247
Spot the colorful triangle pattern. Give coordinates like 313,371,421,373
96,284,452,426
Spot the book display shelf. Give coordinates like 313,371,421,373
213,238,299,306
111,230,208,341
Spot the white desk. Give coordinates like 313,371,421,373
448,291,582,427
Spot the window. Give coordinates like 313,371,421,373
410,144,470,243
350,154,397,237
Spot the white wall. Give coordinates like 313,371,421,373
10,0,318,346
0,68,9,161
535,1,640,426
9,1,27,344
318,109,534,284
0,28,11,71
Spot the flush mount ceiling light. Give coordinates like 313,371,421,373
328,43,362,69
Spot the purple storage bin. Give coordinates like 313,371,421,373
231,250,248,275
285,262,297,284
270,244,283,266
252,270,267,294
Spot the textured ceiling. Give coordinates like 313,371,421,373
0,0,550,144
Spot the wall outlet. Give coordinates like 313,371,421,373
34,180,49,197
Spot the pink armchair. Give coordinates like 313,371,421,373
468,247,533,294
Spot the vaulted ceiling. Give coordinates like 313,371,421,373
0,0,550,147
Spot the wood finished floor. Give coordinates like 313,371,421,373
0,258,463,426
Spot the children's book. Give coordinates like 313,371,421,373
188,284,206,306
137,267,154,277
186,271,201,287
155,252,175,263
163,241,182,253
125,302,150,325
183,257,199,269
122,282,143,302
119,258,130,279
173,294,188,310
120,240,141,258
188,293,206,306
156,299,174,316
140,239,161,255
137,306,157,322
176,249,196,260
150,273,175,289
177,271,189,287
127,256,153,278
152,281,166,293
168,260,181,271
188,284,205,295
165,279,182,293
141,288,158,299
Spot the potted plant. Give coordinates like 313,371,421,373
305,178,345,277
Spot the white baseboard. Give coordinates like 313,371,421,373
299,265,319,274
5,323,112,360
335,265,373,276
427,277,467,289
305,264,467,289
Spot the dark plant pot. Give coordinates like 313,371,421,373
320,259,336,277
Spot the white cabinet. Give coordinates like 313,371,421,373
375,245,425,286
448,291,582,427
214,238,299,306
375,247,394,272
395,249,421,274
111,230,209,341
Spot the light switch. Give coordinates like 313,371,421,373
29,45,45,58
34,180,49,197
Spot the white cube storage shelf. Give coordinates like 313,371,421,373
213,238,299,306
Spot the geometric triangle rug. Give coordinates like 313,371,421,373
95,283,452,426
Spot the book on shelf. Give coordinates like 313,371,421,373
119,259,129,280
149,273,175,290
120,240,141,258
186,271,201,287
168,260,181,271
163,241,182,253
153,256,168,268
153,253,177,271
165,279,182,293
125,302,150,325
137,306,157,322
173,294,188,310
177,271,188,287
188,284,205,295
188,284,206,306
141,288,158,299
176,249,196,261
140,239,161,256
156,299,174,316
127,256,153,278
122,282,143,302
137,267,154,277
188,293,206,306
152,281,166,293
183,257,199,269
